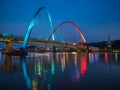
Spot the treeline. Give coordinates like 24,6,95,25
88,40,120,49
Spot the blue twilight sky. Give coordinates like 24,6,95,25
0,0,120,43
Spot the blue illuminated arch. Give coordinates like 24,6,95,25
22,7,55,49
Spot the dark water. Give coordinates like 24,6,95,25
0,52,120,90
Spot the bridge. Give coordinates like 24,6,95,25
0,33,87,54
0,7,88,55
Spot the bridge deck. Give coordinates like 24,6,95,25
0,37,77,48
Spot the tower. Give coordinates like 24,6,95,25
107,34,112,48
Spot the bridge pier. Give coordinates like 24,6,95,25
2,41,27,56
4,42,13,54
76,46,88,53
76,47,81,52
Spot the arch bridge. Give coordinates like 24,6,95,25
0,7,88,55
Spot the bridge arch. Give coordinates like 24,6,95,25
48,21,87,44
22,7,54,49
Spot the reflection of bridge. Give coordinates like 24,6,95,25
0,7,88,55
0,52,87,89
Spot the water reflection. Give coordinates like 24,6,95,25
104,52,108,63
115,53,118,61
89,53,99,63
21,56,49,90
21,52,86,90
80,55,87,76
1,55,12,72
71,53,88,83
61,52,66,72
0,52,120,90
0,52,2,61
21,57,32,88
74,52,78,67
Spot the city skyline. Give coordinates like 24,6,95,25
0,0,120,43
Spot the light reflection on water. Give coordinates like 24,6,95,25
0,52,120,90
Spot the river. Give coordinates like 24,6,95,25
0,52,120,90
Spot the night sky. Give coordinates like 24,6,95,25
0,0,120,43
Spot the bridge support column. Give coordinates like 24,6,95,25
76,48,81,53
5,42,13,54
76,46,88,53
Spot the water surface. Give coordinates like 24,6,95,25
0,52,120,90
